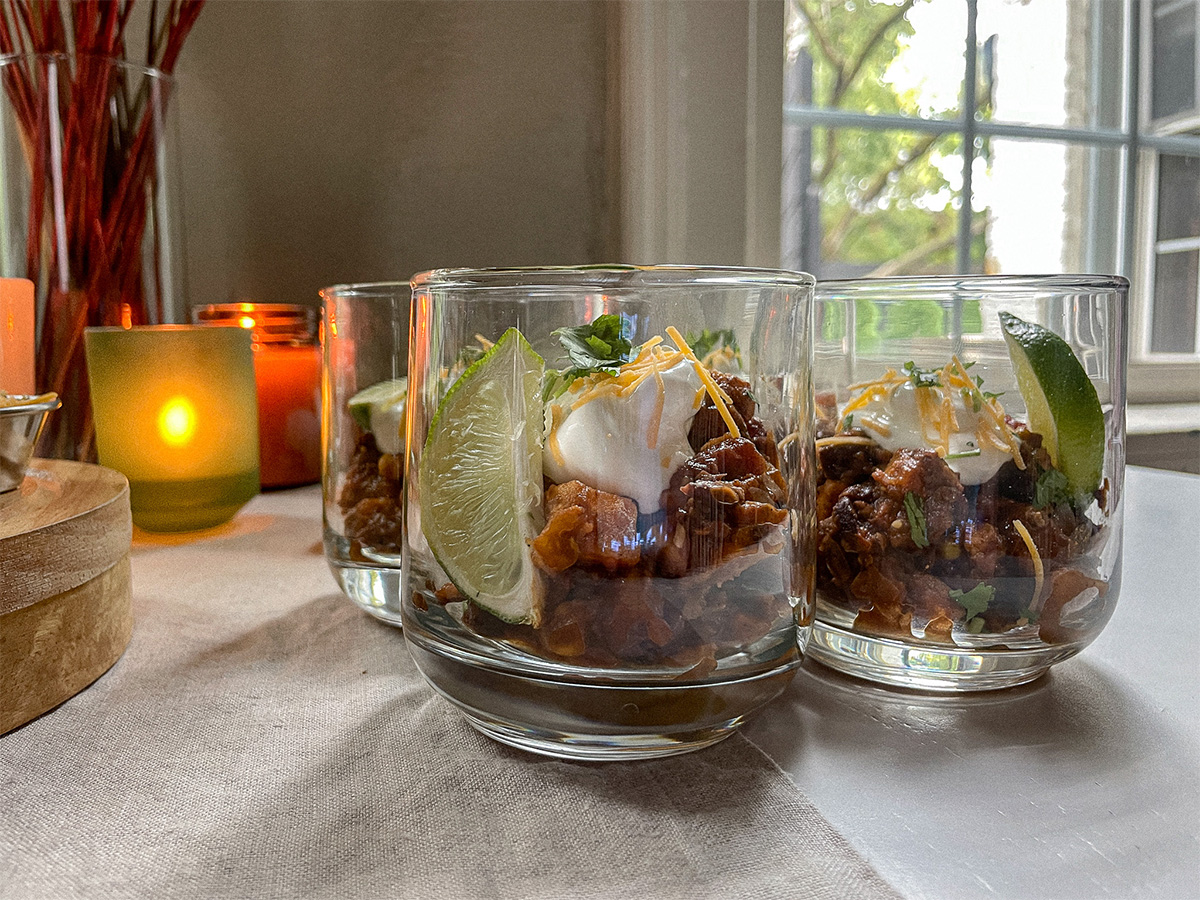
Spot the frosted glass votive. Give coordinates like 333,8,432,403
85,325,260,532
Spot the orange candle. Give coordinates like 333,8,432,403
252,341,321,487
192,303,321,488
0,278,35,394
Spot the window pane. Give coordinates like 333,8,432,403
1151,0,1198,122
786,0,963,120
1157,154,1200,242
976,0,1126,130
1151,250,1200,353
975,139,1123,273
786,126,967,278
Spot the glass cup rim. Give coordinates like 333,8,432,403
815,273,1130,295
319,281,411,301
409,264,817,291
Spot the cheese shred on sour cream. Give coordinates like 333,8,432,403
544,329,737,513
833,357,1024,486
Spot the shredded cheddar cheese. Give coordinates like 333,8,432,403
1012,518,1044,609
547,404,566,467
665,326,741,440
839,358,1024,470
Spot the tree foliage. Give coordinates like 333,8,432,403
791,0,989,273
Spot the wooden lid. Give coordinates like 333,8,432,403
0,459,131,615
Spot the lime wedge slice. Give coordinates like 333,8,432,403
349,377,408,455
999,311,1105,498
419,328,546,625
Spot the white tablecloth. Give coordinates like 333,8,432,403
3,467,1197,899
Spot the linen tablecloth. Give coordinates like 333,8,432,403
1,488,898,900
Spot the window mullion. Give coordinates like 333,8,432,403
958,0,979,274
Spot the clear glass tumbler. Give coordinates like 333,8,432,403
403,266,816,759
811,275,1126,690
320,283,410,625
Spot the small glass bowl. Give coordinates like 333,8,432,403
320,282,410,625
811,275,1126,691
0,393,60,492
403,265,816,759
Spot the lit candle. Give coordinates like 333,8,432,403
192,303,321,488
84,325,260,532
0,278,35,394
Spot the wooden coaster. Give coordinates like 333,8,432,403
0,459,132,734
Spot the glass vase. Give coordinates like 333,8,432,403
0,54,185,461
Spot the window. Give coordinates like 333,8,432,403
782,0,1200,402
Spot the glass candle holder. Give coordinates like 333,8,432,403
319,283,410,625
811,275,1126,691
84,325,260,532
403,265,816,760
192,303,321,488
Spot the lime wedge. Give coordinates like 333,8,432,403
419,328,546,625
999,312,1105,497
349,377,408,455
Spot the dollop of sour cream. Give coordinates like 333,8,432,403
544,358,703,513
851,380,1011,486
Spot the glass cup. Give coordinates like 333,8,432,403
320,282,410,625
403,265,816,759
811,275,1126,690
84,325,259,532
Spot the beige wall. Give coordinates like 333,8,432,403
174,0,613,313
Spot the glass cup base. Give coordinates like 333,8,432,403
327,557,403,627
405,635,799,761
807,619,1085,692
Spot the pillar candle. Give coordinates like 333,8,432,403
0,278,35,394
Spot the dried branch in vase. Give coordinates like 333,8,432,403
0,0,204,460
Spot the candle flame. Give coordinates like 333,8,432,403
157,395,197,447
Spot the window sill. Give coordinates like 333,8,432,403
1127,403,1200,436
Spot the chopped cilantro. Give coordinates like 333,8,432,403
902,360,942,389
902,492,929,547
687,328,739,361
545,314,634,399
840,413,854,432
553,314,632,375
949,583,994,619
1034,467,1072,509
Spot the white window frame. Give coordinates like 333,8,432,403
1130,0,1200,402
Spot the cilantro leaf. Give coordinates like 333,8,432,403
902,360,942,389
1034,467,1072,509
902,492,930,547
949,583,994,619
553,314,633,375
688,328,739,361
